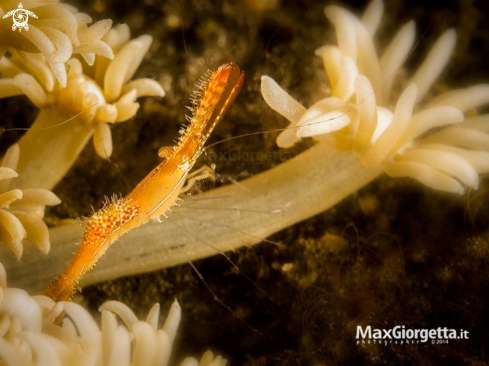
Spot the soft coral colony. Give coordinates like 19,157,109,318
0,0,113,87
1,1,164,190
0,0,115,257
0,263,227,366
0,143,60,259
262,0,489,194
0,0,164,255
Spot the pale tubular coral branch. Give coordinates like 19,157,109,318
73,19,114,62
38,26,73,63
315,46,340,89
397,148,479,189
20,25,57,62
457,114,489,132
264,0,487,195
20,24,68,87
383,160,464,194
9,188,61,207
101,310,118,366
80,52,95,66
260,75,306,148
203,351,228,366
46,61,68,89
162,300,181,344
95,104,118,123
379,20,415,106
13,210,50,256
426,84,489,112
315,46,358,101
93,122,113,159
95,24,131,86
324,5,357,61
10,51,56,92
13,73,47,108
155,329,172,366
353,74,377,152
104,35,152,102
81,90,100,125
73,10,93,26
0,190,22,209
122,35,152,85
1,1,114,87
0,339,29,366
13,108,94,189
297,110,351,138
99,301,139,331
104,24,131,53
97,300,181,366
325,4,382,100
295,97,351,138
420,127,489,151
21,332,72,366
0,144,19,193
146,303,160,332
31,4,81,46
0,317,9,338
113,88,139,122
132,321,158,366
1,288,42,332
110,326,131,365
6,28,164,189
0,210,26,259
393,106,464,151
416,143,489,174
361,0,383,36
0,262,6,288
0,168,18,183
315,46,339,92
354,13,382,101
360,83,417,167
181,350,227,366
0,144,60,259
2,144,382,294
122,78,165,98
408,29,456,103
61,301,101,346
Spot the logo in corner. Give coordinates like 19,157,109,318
2,3,38,32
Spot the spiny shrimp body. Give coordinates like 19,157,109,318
44,63,245,301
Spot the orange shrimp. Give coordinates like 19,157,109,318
43,63,245,302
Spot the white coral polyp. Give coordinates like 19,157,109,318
261,0,489,194
0,24,165,190
0,262,227,366
0,144,60,259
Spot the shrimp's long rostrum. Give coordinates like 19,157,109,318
44,63,245,301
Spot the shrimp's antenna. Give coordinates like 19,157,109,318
2,103,98,132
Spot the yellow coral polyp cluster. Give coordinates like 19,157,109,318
0,0,114,87
0,23,165,190
0,144,60,259
262,0,489,194
0,261,227,366
2,23,164,156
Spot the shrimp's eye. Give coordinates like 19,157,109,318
158,146,174,159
